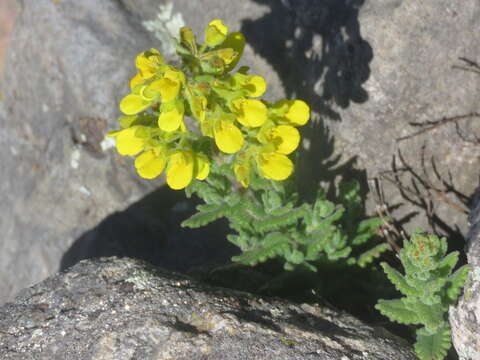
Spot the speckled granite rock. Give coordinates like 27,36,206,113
0,257,417,360
449,187,480,360
2,0,479,307
0,0,235,305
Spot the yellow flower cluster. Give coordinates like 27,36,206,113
108,20,310,190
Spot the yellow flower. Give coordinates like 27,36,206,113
166,151,210,190
120,68,185,115
130,48,165,89
256,151,293,181
107,126,145,156
272,99,310,126
213,119,244,154
158,101,185,132
232,73,266,97
232,98,267,127
119,89,154,115
148,69,184,102
194,154,210,180
205,19,228,47
134,149,166,179
262,125,300,155
136,48,165,77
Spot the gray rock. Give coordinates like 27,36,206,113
0,257,417,360
449,187,480,360
2,0,479,306
0,0,235,304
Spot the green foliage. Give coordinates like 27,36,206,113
376,232,470,360
182,162,387,272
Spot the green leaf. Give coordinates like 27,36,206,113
380,262,420,297
256,206,307,233
357,243,390,268
406,300,444,332
375,299,421,325
445,264,470,303
232,232,290,266
436,251,459,278
181,203,227,228
285,249,304,265
414,325,451,360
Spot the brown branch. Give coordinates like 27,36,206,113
396,113,480,142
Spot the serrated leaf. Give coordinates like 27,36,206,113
414,325,451,360
227,234,250,251
375,299,421,325
436,251,459,278
256,206,307,233
285,249,304,265
357,217,384,234
381,262,420,297
181,203,227,228
445,264,470,303
232,233,290,266
326,246,351,261
406,301,444,332
357,243,390,267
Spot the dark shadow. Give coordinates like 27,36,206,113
60,186,238,273
242,0,372,119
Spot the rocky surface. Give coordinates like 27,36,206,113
0,0,235,304
0,257,417,360
1,0,479,305
449,186,480,360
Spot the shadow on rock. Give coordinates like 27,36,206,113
242,0,372,120
60,186,238,273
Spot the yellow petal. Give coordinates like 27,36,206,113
245,75,266,97
285,100,310,126
119,94,152,115
270,125,300,155
166,151,194,190
148,78,180,102
135,49,164,78
114,127,144,156
205,19,228,47
256,152,293,181
234,99,267,127
130,73,144,90
214,119,244,154
134,150,166,179
194,154,210,180
158,102,184,132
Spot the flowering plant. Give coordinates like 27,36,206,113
109,20,386,271
109,20,309,190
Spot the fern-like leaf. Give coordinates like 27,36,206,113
375,299,421,325
445,264,470,303
436,251,459,278
414,325,451,360
357,243,390,268
232,232,290,266
380,262,420,297
256,206,308,233
181,203,227,228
